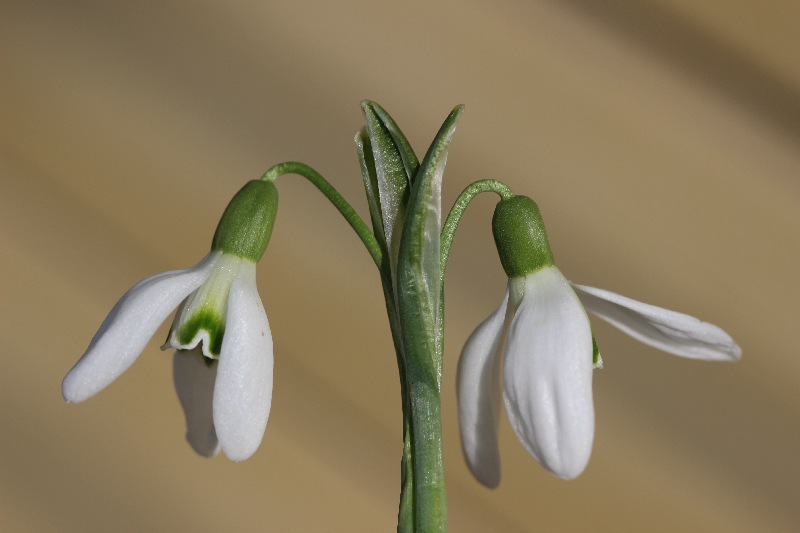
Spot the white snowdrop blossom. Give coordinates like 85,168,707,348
62,180,278,461
457,196,740,486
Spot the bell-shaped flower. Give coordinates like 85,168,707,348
457,196,740,487
62,180,279,461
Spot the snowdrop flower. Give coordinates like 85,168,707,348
457,196,740,487
62,180,279,461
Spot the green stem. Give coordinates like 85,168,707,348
437,177,513,361
407,368,444,531
394,107,466,532
262,162,383,268
380,274,414,532
428,182,513,526
440,179,513,284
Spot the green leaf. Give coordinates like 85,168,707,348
361,101,418,277
357,125,414,528
397,104,464,382
395,105,463,533
355,129,387,253
366,101,419,183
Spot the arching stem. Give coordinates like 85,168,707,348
262,162,383,267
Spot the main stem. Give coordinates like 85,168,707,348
400,299,446,532
407,371,445,531
264,162,514,531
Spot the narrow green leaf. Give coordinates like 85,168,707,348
358,109,416,529
366,101,420,183
395,104,464,533
361,101,418,278
355,129,387,253
398,105,464,380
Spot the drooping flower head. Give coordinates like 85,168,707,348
62,180,279,461
457,195,740,486
458,196,594,485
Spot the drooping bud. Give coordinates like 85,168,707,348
212,180,278,262
492,195,554,278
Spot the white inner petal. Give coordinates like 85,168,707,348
173,348,221,457
165,252,248,358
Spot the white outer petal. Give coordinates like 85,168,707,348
213,263,273,461
173,349,221,457
456,289,509,488
571,284,742,361
62,254,218,403
503,267,594,480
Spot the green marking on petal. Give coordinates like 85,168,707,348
177,308,226,356
592,333,603,369
164,252,247,358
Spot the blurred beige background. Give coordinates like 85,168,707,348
2,1,798,531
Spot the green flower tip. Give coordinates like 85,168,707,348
360,99,391,117
592,334,603,369
360,99,377,113
492,195,554,278
212,180,278,262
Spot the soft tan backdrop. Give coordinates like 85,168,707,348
2,1,798,531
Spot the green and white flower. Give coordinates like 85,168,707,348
63,180,278,461
457,196,741,487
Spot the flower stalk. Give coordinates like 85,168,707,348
261,161,383,267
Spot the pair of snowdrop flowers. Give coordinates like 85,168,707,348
62,180,278,461
456,196,741,486
62,174,740,478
